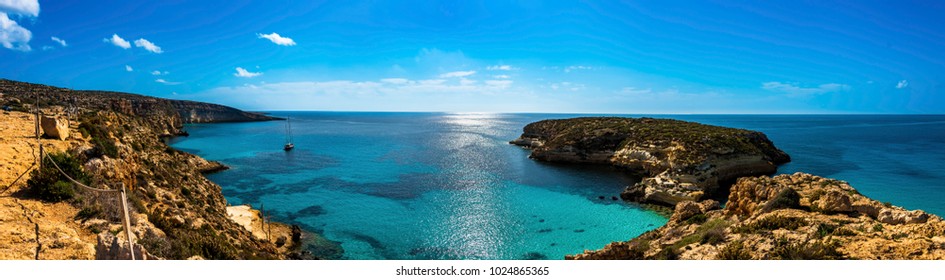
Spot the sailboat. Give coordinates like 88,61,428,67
283,116,295,151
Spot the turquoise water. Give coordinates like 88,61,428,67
168,113,945,259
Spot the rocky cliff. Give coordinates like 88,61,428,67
0,79,324,260
511,117,790,205
567,173,945,260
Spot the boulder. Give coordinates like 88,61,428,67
41,115,70,140
812,190,853,213
877,209,930,225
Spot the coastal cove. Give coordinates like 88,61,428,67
169,112,945,259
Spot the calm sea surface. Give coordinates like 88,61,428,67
168,113,945,259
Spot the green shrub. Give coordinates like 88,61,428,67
78,115,119,158
717,240,752,260
685,213,708,225
762,188,801,212
75,205,104,222
771,238,844,260
736,215,808,234
816,223,838,238
26,152,88,202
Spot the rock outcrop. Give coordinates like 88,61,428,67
567,173,945,260
511,117,790,206
40,115,69,140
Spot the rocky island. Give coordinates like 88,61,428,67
512,117,945,260
511,117,790,206
0,79,334,259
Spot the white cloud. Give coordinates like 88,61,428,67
0,12,31,51
155,79,181,85
620,87,653,95
896,80,908,89
486,65,515,71
40,45,51,50
0,0,39,16
439,70,476,78
151,70,169,75
133,38,162,53
761,81,850,97
549,81,585,91
257,32,296,46
104,34,130,49
234,67,262,78
50,36,66,47
125,65,133,72
493,75,510,79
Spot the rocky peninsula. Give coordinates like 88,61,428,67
0,79,330,259
512,117,945,260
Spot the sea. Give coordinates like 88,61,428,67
167,113,945,260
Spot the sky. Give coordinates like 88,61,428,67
2,0,944,113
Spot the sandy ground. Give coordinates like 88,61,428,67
0,111,96,259
226,205,298,252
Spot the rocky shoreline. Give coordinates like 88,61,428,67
511,117,945,260
0,79,315,259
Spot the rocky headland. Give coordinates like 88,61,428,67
0,79,332,259
512,117,945,260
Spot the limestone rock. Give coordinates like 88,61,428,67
40,115,69,140
877,208,930,225
812,190,853,213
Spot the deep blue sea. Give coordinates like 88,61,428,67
168,113,945,259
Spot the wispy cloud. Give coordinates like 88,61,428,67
50,36,66,47
155,78,181,85
234,67,262,78
896,80,908,89
486,65,515,71
104,34,130,49
549,82,585,91
493,75,510,79
125,65,133,72
133,38,162,53
761,82,850,97
257,32,296,46
564,65,595,73
439,70,476,78
381,78,409,84
150,70,169,75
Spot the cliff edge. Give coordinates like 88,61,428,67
511,117,790,206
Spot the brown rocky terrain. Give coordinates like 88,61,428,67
0,79,327,260
511,117,790,206
566,173,945,260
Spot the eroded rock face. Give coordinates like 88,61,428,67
40,115,69,140
511,117,790,205
568,173,945,260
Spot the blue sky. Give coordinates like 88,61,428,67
2,1,944,113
